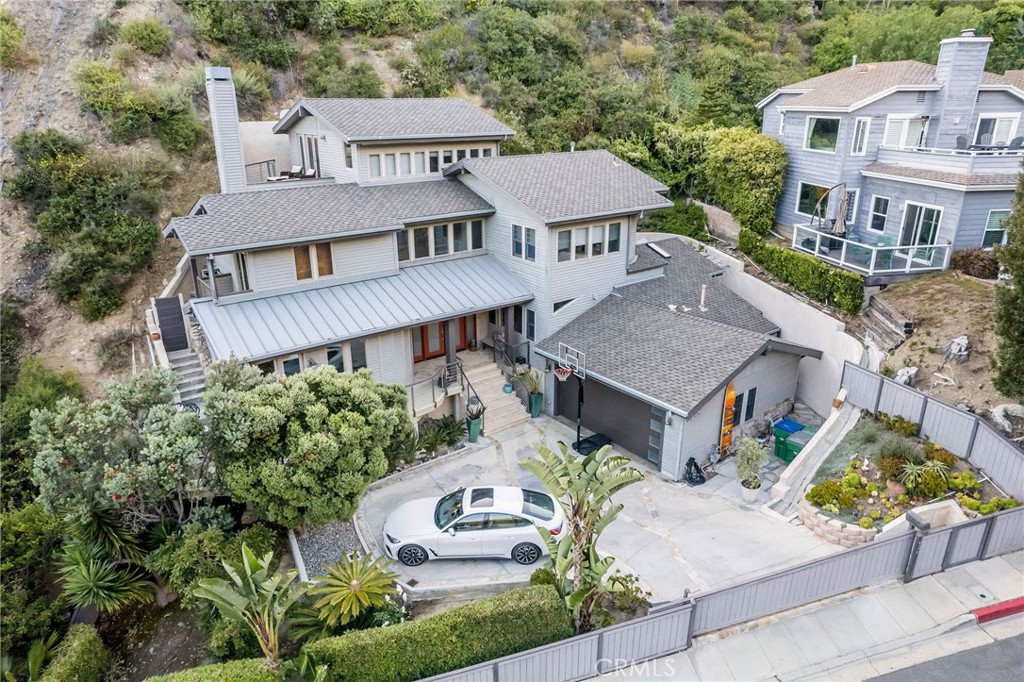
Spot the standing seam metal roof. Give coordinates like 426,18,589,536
190,255,533,361
166,180,494,254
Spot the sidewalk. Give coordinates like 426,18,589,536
595,550,1024,681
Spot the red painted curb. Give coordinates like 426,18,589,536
974,596,1024,624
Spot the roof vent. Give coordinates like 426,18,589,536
857,64,876,74
668,304,677,313
646,242,672,259
960,28,976,38
699,283,709,312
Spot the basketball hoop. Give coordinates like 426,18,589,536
553,366,573,382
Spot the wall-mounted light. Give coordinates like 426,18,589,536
544,362,552,373
319,134,327,141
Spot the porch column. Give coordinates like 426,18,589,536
503,306,513,347
445,318,458,366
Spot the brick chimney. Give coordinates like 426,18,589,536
932,29,992,149
205,67,247,194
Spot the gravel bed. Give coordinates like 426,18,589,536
295,519,363,577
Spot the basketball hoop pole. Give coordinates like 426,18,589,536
575,373,584,451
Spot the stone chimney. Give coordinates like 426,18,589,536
932,29,992,149
205,67,247,194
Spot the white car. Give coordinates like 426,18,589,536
382,486,566,566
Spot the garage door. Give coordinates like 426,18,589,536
555,376,662,465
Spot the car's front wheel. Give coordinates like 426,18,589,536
398,544,427,566
512,542,541,565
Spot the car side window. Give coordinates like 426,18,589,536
486,513,533,529
453,514,487,532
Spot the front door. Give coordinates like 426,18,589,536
899,203,941,263
436,513,487,557
412,317,476,362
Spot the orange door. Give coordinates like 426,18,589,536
720,382,736,452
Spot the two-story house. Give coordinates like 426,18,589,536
758,30,1022,283
154,67,822,482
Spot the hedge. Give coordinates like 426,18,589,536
305,585,574,681
739,229,864,315
40,625,109,682
145,659,274,682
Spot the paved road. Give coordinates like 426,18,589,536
867,632,1024,682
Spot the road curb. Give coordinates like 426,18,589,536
974,596,1024,624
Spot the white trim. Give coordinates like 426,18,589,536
982,208,1011,249
867,194,890,234
850,117,871,156
972,112,1021,146
777,85,943,113
844,189,860,227
803,115,841,154
860,170,1016,192
756,88,813,110
778,109,785,137
794,181,831,218
899,200,944,252
977,84,1024,101
883,114,930,148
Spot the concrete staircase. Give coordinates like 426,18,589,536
168,349,206,410
462,362,532,436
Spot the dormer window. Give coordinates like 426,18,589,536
294,242,333,280
299,135,320,176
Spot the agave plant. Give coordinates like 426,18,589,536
59,539,153,612
193,544,307,672
70,505,146,563
26,632,60,681
922,458,950,483
286,602,344,644
308,552,398,627
898,461,926,490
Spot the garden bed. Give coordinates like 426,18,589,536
804,413,1019,538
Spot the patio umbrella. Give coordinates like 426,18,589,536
832,185,848,237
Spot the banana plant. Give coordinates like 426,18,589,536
193,544,307,672
308,551,398,627
522,442,643,632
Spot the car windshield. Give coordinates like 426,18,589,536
434,489,465,529
522,489,555,521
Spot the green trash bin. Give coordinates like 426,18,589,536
782,429,814,463
773,418,804,459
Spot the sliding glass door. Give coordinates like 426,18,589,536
899,203,942,263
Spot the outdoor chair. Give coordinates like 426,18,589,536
301,168,317,178
955,135,968,150
1008,137,1023,151
286,165,303,178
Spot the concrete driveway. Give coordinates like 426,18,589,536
355,416,837,602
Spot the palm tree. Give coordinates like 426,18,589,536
308,551,398,627
521,442,643,632
193,544,307,672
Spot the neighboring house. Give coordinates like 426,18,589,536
758,30,1023,283
154,67,823,482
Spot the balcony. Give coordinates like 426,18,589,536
792,224,951,278
243,159,334,187
876,145,1024,175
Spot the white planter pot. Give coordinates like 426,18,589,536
740,480,762,503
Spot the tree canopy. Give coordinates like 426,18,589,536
994,171,1024,400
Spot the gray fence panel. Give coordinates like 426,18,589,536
946,518,990,567
984,507,1024,558
601,605,692,669
876,382,926,422
970,423,1024,501
496,633,600,682
908,527,954,579
919,401,975,457
843,365,882,409
691,531,914,635
427,667,495,682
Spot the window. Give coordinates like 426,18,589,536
557,230,571,262
513,305,524,334
983,210,1010,249
327,344,344,371
443,150,453,166
457,149,466,161
869,195,889,233
778,110,785,136
429,151,439,173
883,115,928,148
844,190,859,227
553,299,573,313
350,339,367,370
316,242,333,277
744,388,757,421
471,220,484,249
482,148,493,158
397,230,410,261
487,513,531,529
433,224,449,256
400,153,411,175
804,116,840,152
733,392,744,427
255,360,274,375
851,117,871,155
281,356,300,376
608,223,621,253
591,225,605,256
300,135,320,175
796,182,829,217
974,114,1019,146
384,154,396,176
453,222,468,252
369,154,381,177
526,309,536,341
512,224,523,258
294,245,313,280
233,252,250,291
326,339,367,372
415,152,425,174
511,225,535,261
525,226,536,261
521,490,555,520
453,514,487,532
575,227,589,259
344,143,353,169
413,227,430,259
470,148,480,158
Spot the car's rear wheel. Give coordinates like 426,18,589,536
512,542,541,565
398,544,427,566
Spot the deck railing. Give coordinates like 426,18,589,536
244,159,277,184
876,145,1024,174
792,224,951,277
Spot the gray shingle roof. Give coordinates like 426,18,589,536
862,164,1020,188
167,180,494,254
275,98,515,141
627,240,671,274
619,238,780,335
446,150,672,223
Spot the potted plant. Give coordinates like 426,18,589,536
736,437,767,503
466,402,485,443
520,369,543,418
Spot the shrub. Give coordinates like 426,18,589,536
305,585,573,682
876,434,923,464
875,412,919,437
38,625,109,682
119,18,172,56
86,16,119,47
145,659,274,682
858,517,874,529
842,472,862,489
1,293,24,397
530,567,557,586
948,471,979,491
1,9,25,67
923,442,956,468
640,199,710,242
916,470,948,498
737,230,864,315
950,248,999,279
806,480,842,507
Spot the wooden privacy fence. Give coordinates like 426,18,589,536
840,361,1024,500
424,506,1024,682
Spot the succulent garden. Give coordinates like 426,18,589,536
806,413,1019,532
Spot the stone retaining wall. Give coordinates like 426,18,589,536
797,492,877,548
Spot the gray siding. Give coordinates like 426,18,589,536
250,247,296,291
287,116,356,183
858,176,965,249
332,233,398,280
661,412,686,480
681,387,725,469
206,70,247,194
954,191,1015,250
932,38,991,149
